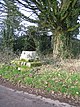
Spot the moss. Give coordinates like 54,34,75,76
20,59,28,62
30,61,42,67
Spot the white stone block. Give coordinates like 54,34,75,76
20,51,38,61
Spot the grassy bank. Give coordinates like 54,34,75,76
0,64,80,99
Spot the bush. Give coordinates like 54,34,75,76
0,48,18,64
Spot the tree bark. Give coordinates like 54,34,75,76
53,29,66,59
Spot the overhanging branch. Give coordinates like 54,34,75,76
67,24,80,32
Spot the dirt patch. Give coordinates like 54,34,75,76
0,76,80,107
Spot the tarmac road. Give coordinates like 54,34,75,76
0,85,75,107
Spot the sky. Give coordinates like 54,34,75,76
17,0,37,27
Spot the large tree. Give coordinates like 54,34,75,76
0,0,22,50
16,0,80,58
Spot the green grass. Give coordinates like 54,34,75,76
0,64,80,97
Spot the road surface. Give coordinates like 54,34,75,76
0,85,75,107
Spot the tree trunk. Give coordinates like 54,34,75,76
53,29,66,59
